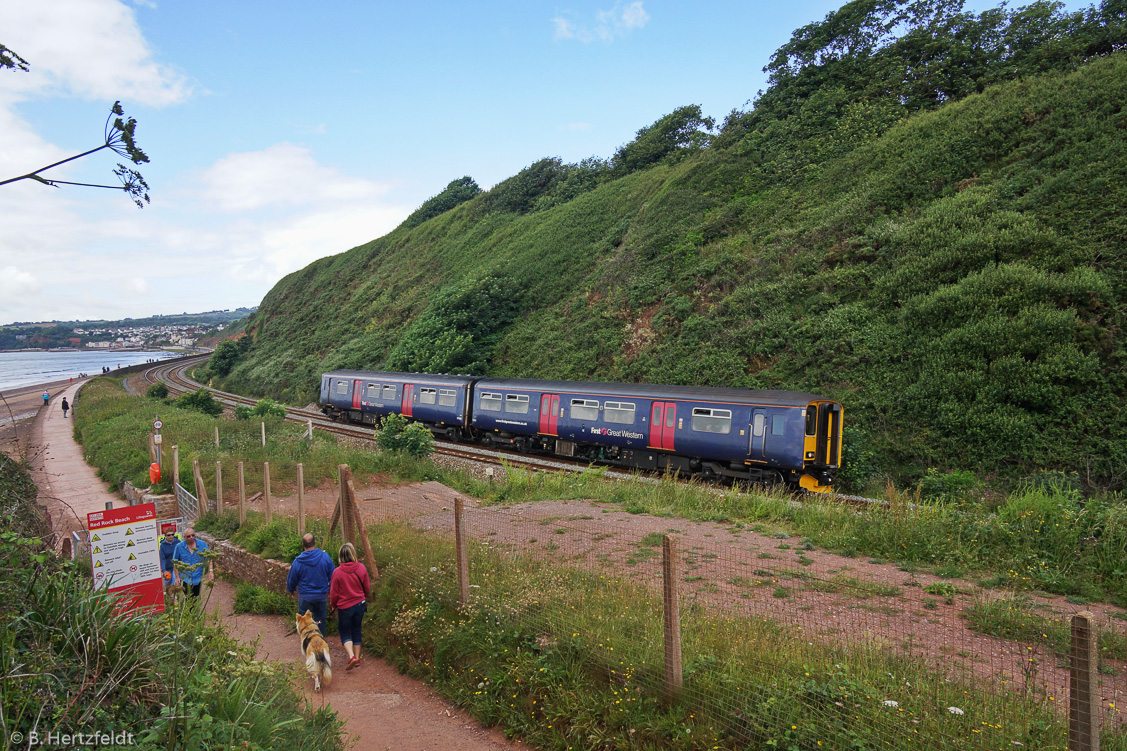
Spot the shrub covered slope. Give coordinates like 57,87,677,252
219,0,1127,490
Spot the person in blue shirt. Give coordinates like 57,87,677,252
172,528,213,598
286,533,335,635
159,530,179,588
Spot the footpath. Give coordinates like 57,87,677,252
25,381,527,751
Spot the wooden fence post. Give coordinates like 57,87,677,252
263,461,272,525
662,535,683,705
214,426,219,448
330,465,345,536
1070,611,1100,751
215,461,222,509
237,461,246,525
339,465,354,545
172,445,180,490
345,474,377,577
192,460,210,517
297,463,305,536
261,421,266,448
455,497,469,605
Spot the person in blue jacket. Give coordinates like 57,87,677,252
287,533,335,635
159,529,179,588
172,528,213,598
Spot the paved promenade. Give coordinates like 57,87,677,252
30,380,127,552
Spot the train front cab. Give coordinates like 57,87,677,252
799,400,843,493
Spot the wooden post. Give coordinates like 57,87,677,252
1070,611,1100,751
172,445,180,490
339,465,355,545
297,463,306,536
329,465,345,536
263,461,272,525
662,535,683,704
261,421,266,448
455,497,469,605
346,474,377,578
149,433,155,463
237,461,246,525
306,419,313,440
215,461,222,509
192,460,210,517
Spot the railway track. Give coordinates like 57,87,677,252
145,359,883,506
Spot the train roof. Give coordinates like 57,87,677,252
322,370,478,386
472,377,834,408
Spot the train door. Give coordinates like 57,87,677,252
538,394,560,435
401,384,414,417
649,402,676,451
749,408,766,458
352,380,363,411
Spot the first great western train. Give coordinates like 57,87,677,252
319,371,843,492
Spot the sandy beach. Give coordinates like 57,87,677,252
0,379,78,452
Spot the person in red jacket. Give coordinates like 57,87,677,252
329,542,371,670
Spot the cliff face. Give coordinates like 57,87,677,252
222,50,1127,491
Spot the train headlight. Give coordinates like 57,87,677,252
805,451,815,460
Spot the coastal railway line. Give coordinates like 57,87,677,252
142,359,879,507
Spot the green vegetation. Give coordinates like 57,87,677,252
216,0,1127,495
0,452,345,749
374,412,435,458
175,388,224,417
146,382,169,399
234,397,287,420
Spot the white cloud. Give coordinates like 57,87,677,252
553,1,649,43
0,266,42,298
0,0,190,106
193,143,391,213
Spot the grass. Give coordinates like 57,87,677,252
962,596,1127,663
0,452,346,749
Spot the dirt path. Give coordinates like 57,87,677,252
205,578,528,751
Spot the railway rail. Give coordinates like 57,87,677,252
142,359,881,507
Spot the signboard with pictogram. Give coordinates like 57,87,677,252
87,502,164,614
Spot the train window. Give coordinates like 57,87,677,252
438,389,456,406
805,407,818,436
692,408,732,434
419,388,437,405
752,412,766,437
383,385,397,400
335,380,348,395
570,399,599,421
366,384,380,399
505,394,530,414
771,415,786,436
604,402,635,424
480,392,502,412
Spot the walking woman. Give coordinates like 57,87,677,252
329,542,370,670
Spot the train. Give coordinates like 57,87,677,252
319,370,843,492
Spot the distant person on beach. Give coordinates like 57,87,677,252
42,390,49,405
61,398,69,418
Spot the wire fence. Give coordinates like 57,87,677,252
368,494,1126,750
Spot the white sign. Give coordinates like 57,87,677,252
153,420,163,430
88,503,165,613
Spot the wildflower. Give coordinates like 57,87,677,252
948,707,965,715
883,700,898,708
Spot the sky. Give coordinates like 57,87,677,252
0,0,1070,326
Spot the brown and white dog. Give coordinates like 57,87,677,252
296,610,332,691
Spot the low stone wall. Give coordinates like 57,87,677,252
122,481,178,519
197,533,291,594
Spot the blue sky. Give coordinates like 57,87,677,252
0,0,1072,325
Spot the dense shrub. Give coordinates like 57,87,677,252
145,382,168,399
176,388,224,416
375,413,435,458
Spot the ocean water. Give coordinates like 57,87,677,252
0,350,183,392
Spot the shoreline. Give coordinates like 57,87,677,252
0,379,82,434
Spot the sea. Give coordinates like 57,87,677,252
0,350,183,392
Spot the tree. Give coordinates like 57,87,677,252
610,105,716,176
0,44,150,207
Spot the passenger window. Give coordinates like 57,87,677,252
771,415,785,436
438,389,456,407
805,407,818,436
419,388,437,405
383,385,397,400
604,401,635,425
366,384,380,399
691,408,732,434
570,399,599,421
480,392,502,412
753,412,766,437
506,394,530,414
335,380,348,395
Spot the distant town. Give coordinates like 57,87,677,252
0,308,255,352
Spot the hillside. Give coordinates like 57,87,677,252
217,0,1127,492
